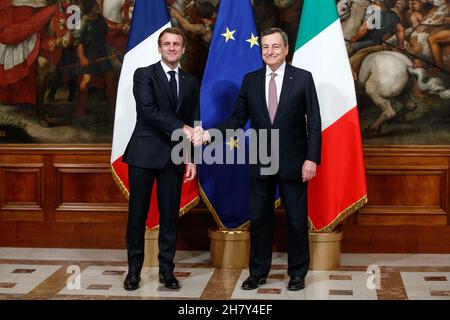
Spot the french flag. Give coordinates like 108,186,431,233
111,0,199,229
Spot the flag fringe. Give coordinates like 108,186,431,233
199,185,282,231
308,194,368,233
111,165,200,230
275,197,282,208
146,195,201,231
199,185,250,231
111,165,130,200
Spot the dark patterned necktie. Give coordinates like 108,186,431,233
168,70,178,110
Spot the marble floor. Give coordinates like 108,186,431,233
0,248,449,300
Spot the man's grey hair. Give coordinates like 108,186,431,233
260,27,289,47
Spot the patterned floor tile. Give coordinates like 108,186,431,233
231,270,306,300
58,266,215,298
401,272,450,300
0,249,448,300
0,264,61,295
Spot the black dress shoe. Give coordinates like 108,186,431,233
124,272,140,291
287,276,305,291
241,275,267,290
159,272,180,289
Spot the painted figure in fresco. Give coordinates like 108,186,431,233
76,0,115,116
97,0,134,83
349,0,405,53
169,1,216,46
42,0,78,106
407,0,429,28
167,0,216,81
168,0,198,28
341,0,450,72
338,0,449,137
0,0,56,113
403,0,450,70
37,0,80,127
274,0,302,59
99,0,133,56
253,0,280,33
428,19,450,72
390,0,409,26
252,0,302,62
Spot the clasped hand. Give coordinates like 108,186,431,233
182,125,209,147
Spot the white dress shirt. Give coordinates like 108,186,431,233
265,61,286,109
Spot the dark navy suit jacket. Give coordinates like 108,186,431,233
123,61,199,173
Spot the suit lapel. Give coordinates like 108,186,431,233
258,69,272,127
155,62,177,109
273,64,295,125
176,68,186,114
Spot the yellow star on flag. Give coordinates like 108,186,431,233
221,27,236,43
246,33,259,48
226,137,240,150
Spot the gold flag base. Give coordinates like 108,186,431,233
208,227,250,268
308,231,343,270
143,228,159,268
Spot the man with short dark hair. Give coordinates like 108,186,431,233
122,27,199,291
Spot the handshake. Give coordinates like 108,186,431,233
182,125,211,147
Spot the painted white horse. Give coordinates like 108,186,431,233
338,0,372,42
337,0,450,135
359,51,450,132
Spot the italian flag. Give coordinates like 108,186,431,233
293,0,367,231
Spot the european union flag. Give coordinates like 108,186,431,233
199,0,263,229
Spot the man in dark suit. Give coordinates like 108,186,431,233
196,27,321,291
122,27,199,291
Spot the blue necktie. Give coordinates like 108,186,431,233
168,70,178,111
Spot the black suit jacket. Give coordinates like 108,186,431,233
123,61,199,172
215,64,322,179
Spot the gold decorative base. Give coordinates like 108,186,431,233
143,228,159,268
209,228,250,268
308,231,343,270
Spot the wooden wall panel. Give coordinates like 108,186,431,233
54,163,127,223
56,167,126,204
3,169,41,206
366,172,443,207
0,145,449,252
0,161,45,221
358,149,449,227
341,225,450,253
0,221,127,249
